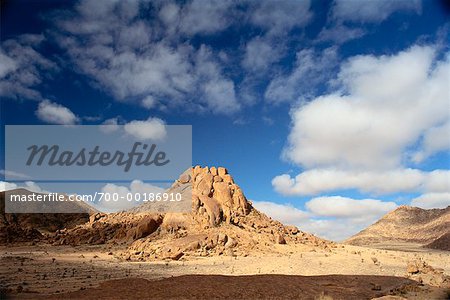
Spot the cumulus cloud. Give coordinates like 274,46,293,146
124,117,167,141
283,46,449,170
0,181,49,193
97,180,165,212
305,196,397,218
35,100,79,125
411,193,450,209
0,181,18,192
331,0,421,23
253,196,397,241
273,169,450,196
99,117,120,133
252,201,310,224
273,45,450,203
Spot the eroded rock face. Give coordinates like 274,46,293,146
192,166,251,227
126,215,163,240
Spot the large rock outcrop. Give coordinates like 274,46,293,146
52,166,332,259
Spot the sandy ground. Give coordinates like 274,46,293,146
1,243,449,299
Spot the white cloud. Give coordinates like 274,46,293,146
305,196,397,218
265,47,338,104
202,79,239,114
0,35,57,101
124,117,167,141
35,100,79,125
22,181,50,194
423,170,450,193
0,181,49,193
411,193,450,209
249,0,312,35
253,196,397,241
273,169,450,196
242,36,284,73
51,0,240,115
283,46,449,170
179,0,234,35
252,201,310,224
0,51,17,78
99,117,120,133
97,180,165,212
272,45,449,223
141,96,156,109
331,0,421,23
0,181,18,192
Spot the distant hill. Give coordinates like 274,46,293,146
0,189,96,243
346,205,450,251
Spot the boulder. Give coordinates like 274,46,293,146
222,174,234,184
127,215,162,240
275,234,286,244
218,167,228,177
195,172,214,196
170,251,184,261
217,233,228,245
232,188,250,214
407,261,420,274
210,167,218,176
225,237,237,249
89,213,106,224
198,195,221,226
178,173,191,184
212,182,233,206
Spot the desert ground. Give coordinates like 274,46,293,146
1,242,449,299
2,168,449,299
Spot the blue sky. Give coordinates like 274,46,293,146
1,0,449,240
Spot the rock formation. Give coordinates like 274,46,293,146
52,166,332,259
406,258,450,287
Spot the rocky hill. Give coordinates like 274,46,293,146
0,189,95,244
426,232,450,251
53,166,332,260
346,205,450,250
